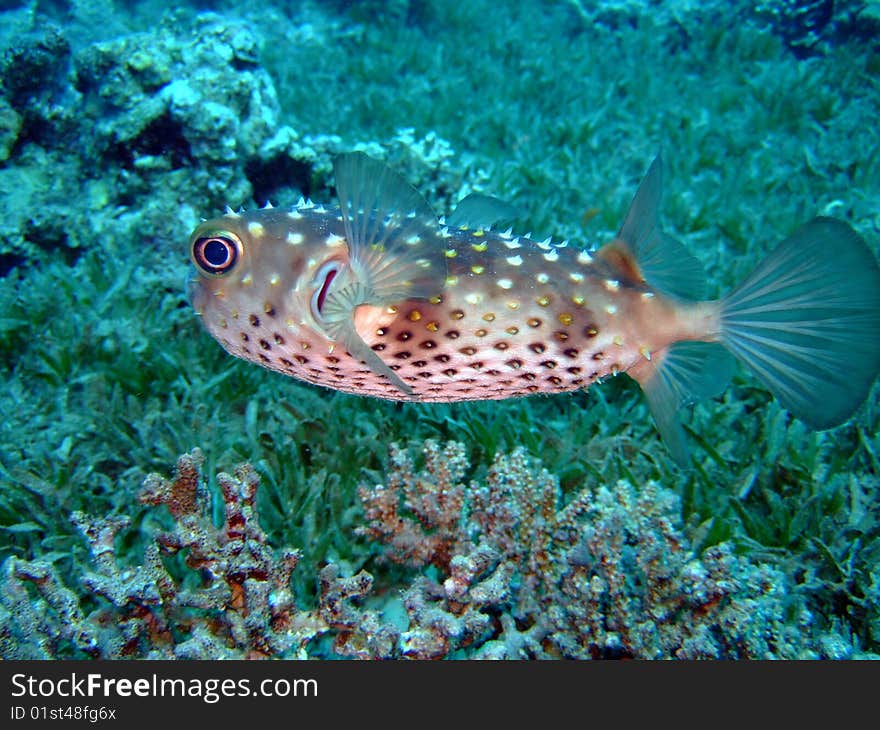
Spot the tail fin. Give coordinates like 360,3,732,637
721,217,880,429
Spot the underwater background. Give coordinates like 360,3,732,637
1,0,879,659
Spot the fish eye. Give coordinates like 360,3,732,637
191,233,241,276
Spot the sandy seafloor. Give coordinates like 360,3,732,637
1,0,879,659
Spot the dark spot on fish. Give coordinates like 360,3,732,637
412,360,428,367
521,372,536,381
527,317,542,328
592,351,604,361
274,333,285,345
475,329,488,337
527,384,539,393
419,340,437,349
393,351,412,359
326,355,339,364
434,354,451,363
264,303,276,317
259,353,271,363
567,366,582,374
494,342,509,351
547,376,562,386
460,346,477,356
443,368,457,377
389,364,401,371
445,330,460,339
589,371,599,379
554,330,569,342
563,348,579,358
327,366,340,372
294,355,308,364
249,314,260,327
529,343,546,354
541,360,557,369
506,359,523,369
584,324,599,338
470,361,484,370
259,339,271,350
280,358,294,367
418,371,432,378
486,369,501,376
571,379,583,386
451,309,465,320
397,331,412,342
240,332,250,342
371,343,386,351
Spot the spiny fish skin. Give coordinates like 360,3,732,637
189,206,711,402
189,152,880,463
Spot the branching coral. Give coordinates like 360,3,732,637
0,443,848,659
0,450,365,659
358,440,824,659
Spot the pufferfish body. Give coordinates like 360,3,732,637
188,153,880,461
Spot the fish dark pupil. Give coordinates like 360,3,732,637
316,268,338,313
204,238,230,266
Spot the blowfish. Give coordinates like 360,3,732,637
188,152,880,461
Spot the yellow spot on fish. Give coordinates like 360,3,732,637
640,346,652,360
613,335,624,346
475,328,488,337
569,272,584,283
506,326,519,335
527,317,541,327
506,255,523,266
558,312,573,326
577,251,593,265
429,295,443,305
536,295,551,307
497,278,513,289
536,273,549,284
471,241,488,251
473,229,485,238
572,295,585,306
446,275,459,287
445,248,458,258
241,274,253,286
269,274,280,287
465,292,484,305
451,309,465,320
248,222,265,237
264,302,275,315
301,341,311,350
426,321,440,332
408,310,422,322
507,301,520,310
287,232,304,246
605,304,617,315
386,305,399,315
471,264,485,275
605,279,620,292
483,313,496,322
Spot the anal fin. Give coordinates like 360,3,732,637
628,342,735,465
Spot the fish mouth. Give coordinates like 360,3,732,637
185,270,205,314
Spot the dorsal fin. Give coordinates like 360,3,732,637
599,156,706,300
447,193,518,229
